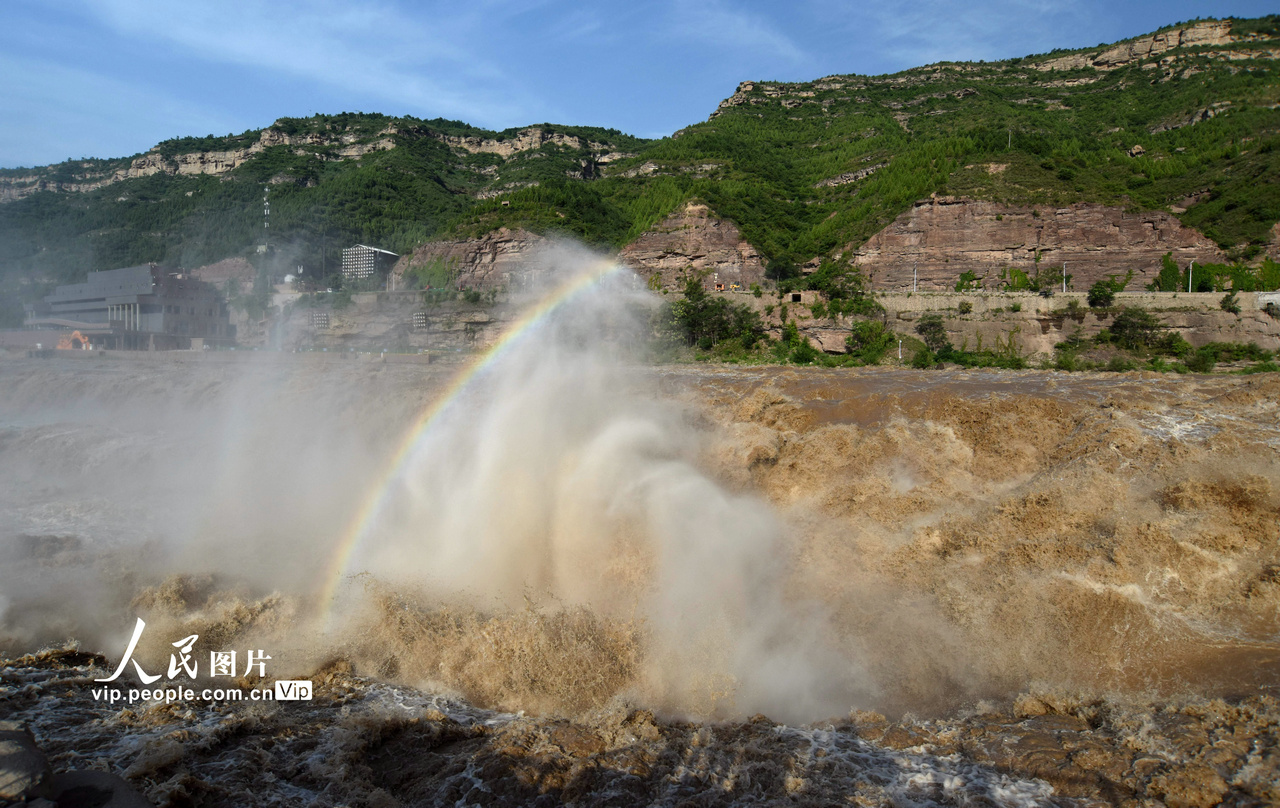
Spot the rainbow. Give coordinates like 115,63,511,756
315,259,625,621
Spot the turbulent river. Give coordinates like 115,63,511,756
2,260,1279,807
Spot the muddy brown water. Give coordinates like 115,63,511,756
1,356,1278,806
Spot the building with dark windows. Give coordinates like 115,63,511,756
341,244,398,283
23,264,235,350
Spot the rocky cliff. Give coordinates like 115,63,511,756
388,202,768,296
440,126,632,165
618,203,767,290
391,228,550,292
851,198,1225,291
1032,20,1238,71
0,124,629,204
0,128,401,201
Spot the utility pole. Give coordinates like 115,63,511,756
1063,262,1067,294
913,263,918,292
1188,260,1195,293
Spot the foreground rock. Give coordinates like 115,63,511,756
2,651,1277,807
0,721,51,802
48,770,152,808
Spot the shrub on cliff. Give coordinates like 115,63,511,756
915,314,951,354
1185,346,1218,373
954,271,982,292
783,258,884,318
1199,341,1273,363
1087,281,1116,308
847,320,895,364
911,348,936,368
1108,307,1165,349
1088,270,1132,307
1147,253,1183,292
789,339,819,364
667,275,764,350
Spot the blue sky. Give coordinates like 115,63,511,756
1,0,1275,168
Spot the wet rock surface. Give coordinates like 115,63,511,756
2,652,1278,806
0,720,52,803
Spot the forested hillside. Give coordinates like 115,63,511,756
466,16,1280,277
2,16,1278,325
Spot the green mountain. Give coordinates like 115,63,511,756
0,116,648,323
2,16,1278,325
460,16,1280,274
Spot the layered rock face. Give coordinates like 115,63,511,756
618,202,767,290
392,228,550,291
0,128,397,201
1033,20,1236,71
0,125,630,204
440,127,631,164
852,198,1225,291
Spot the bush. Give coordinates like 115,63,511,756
1153,332,1192,357
1184,346,1217,373
789,340,819,364
1241,361,1280,374
1054,351,1081,371
1106,355,1135,372
847,320,895,364
1147,253,1182,292
1198,342,1272,363
915,314,950,353
785,258,883,317
957,300,973,315
954,270,982,292
669,275,765,348
1087,281,1115,308
1221,291,1241,314
1109,307,1163,349
766,260,800,282
911,348,935,368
